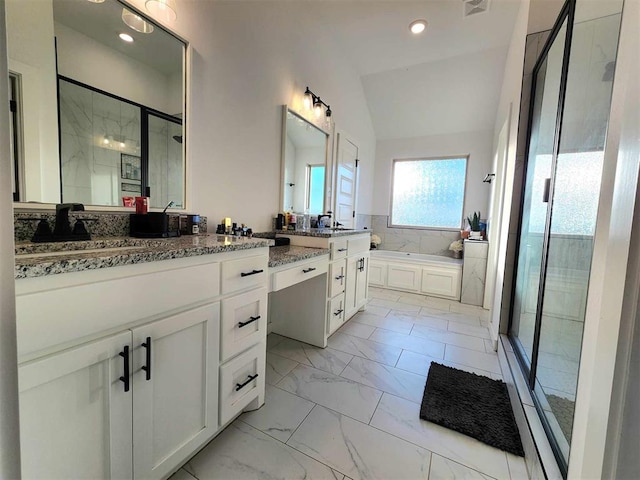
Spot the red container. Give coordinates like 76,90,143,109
135,196,148,214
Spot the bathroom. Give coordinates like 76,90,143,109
1,0,639,479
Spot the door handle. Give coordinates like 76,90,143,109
141,337,151,381
235,374,259,392
335,274,345,280
119,346,130,392
239,315,260,328
334,309,344,316
303,267,316,273
542,178,551,203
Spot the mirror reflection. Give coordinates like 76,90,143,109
6,0,185,208
281,108,329,214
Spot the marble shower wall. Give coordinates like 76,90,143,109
59,80,142,207
371,215,459,256
148,116,184,209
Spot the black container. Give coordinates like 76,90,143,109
130,213,176,238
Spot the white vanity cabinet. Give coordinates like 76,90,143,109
15,247,269,480
277,232,370,336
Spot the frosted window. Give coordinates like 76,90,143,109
307,165,325,213
391,158,467,229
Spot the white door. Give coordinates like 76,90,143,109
132,303,220,480
19,331,133,479
334,133,358,228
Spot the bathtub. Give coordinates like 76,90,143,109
369,250,462,300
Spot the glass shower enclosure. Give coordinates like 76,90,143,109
509,0,624,473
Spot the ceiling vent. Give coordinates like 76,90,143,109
463,0,489,17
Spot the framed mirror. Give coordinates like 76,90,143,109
280,107,330,215
6,0,186,209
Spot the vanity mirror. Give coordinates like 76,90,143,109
280,107,330,215
6,0,186,209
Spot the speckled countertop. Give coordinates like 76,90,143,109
268,245,329,268
15,234,272,279
276,228,370,238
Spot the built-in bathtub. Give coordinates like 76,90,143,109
369,250,462,300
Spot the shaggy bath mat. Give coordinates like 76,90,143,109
420,363,524,456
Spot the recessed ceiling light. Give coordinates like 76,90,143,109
119,33,134,43
409,19,427,34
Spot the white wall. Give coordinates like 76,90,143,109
55,22,177,114
372,130,494,222
122,0,376,230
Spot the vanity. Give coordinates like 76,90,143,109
14,235,270,479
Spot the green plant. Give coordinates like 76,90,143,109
466,211,481,231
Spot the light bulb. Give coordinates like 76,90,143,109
314,100,323,118
303,89,313,110
145,0,177,22
409,20,427,35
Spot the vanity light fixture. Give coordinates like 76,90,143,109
145,0,178,22
409,19,427,34
303,87,332,119
119,32,134,43
122,8,155,34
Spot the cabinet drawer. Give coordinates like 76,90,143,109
219,343,265,425
330,239,348,261
328,294,345,335
329,260,347,298
271,258,328,292
347,236,370,256
221,288,267,362
221,255,268,294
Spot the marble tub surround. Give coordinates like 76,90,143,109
371,215,459,257
171,289,527,480
268,245,329,268
276,228,370,238
461,240,489,307
15,234,270,279
14,211,208,243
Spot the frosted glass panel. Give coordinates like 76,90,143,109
391,158,466,229
308,165,325,214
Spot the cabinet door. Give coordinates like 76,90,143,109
387,264,421,292
132,303,220,480
355,256,369,309
344,255,359,317
19,331,133,479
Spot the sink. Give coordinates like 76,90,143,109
16,246,147,260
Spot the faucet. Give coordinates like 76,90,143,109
317,213,332,229
54,203,84,236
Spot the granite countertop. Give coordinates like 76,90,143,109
268,245,329,268
14,234,272,279
276,228,371,238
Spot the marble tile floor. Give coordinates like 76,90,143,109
171,289,528,480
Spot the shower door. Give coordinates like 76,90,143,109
509,0,623,473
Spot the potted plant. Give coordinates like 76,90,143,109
466,211,482,240
449,240,463,259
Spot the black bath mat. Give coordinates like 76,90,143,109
420,363,524,457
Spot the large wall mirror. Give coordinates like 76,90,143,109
6,0,186,209
280,107,329,215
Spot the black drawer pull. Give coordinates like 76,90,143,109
337,248,347,252
235,373,259,391
119,346,130,392
303,267,316,273
241,269,264,277
239,315,261,328
141,337,151,381
334,309,344,316
335,274,345,280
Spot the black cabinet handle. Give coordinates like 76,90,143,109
119,346,130,392
303,267,316,274
239,315,261,328
335,274,345,280
337,248,347,252
141,337,151,381
235,373,259,392
334,309,344,316
241,269,264,277
358,258,365,272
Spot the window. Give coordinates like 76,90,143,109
307,164,325,213
390,157,467,229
